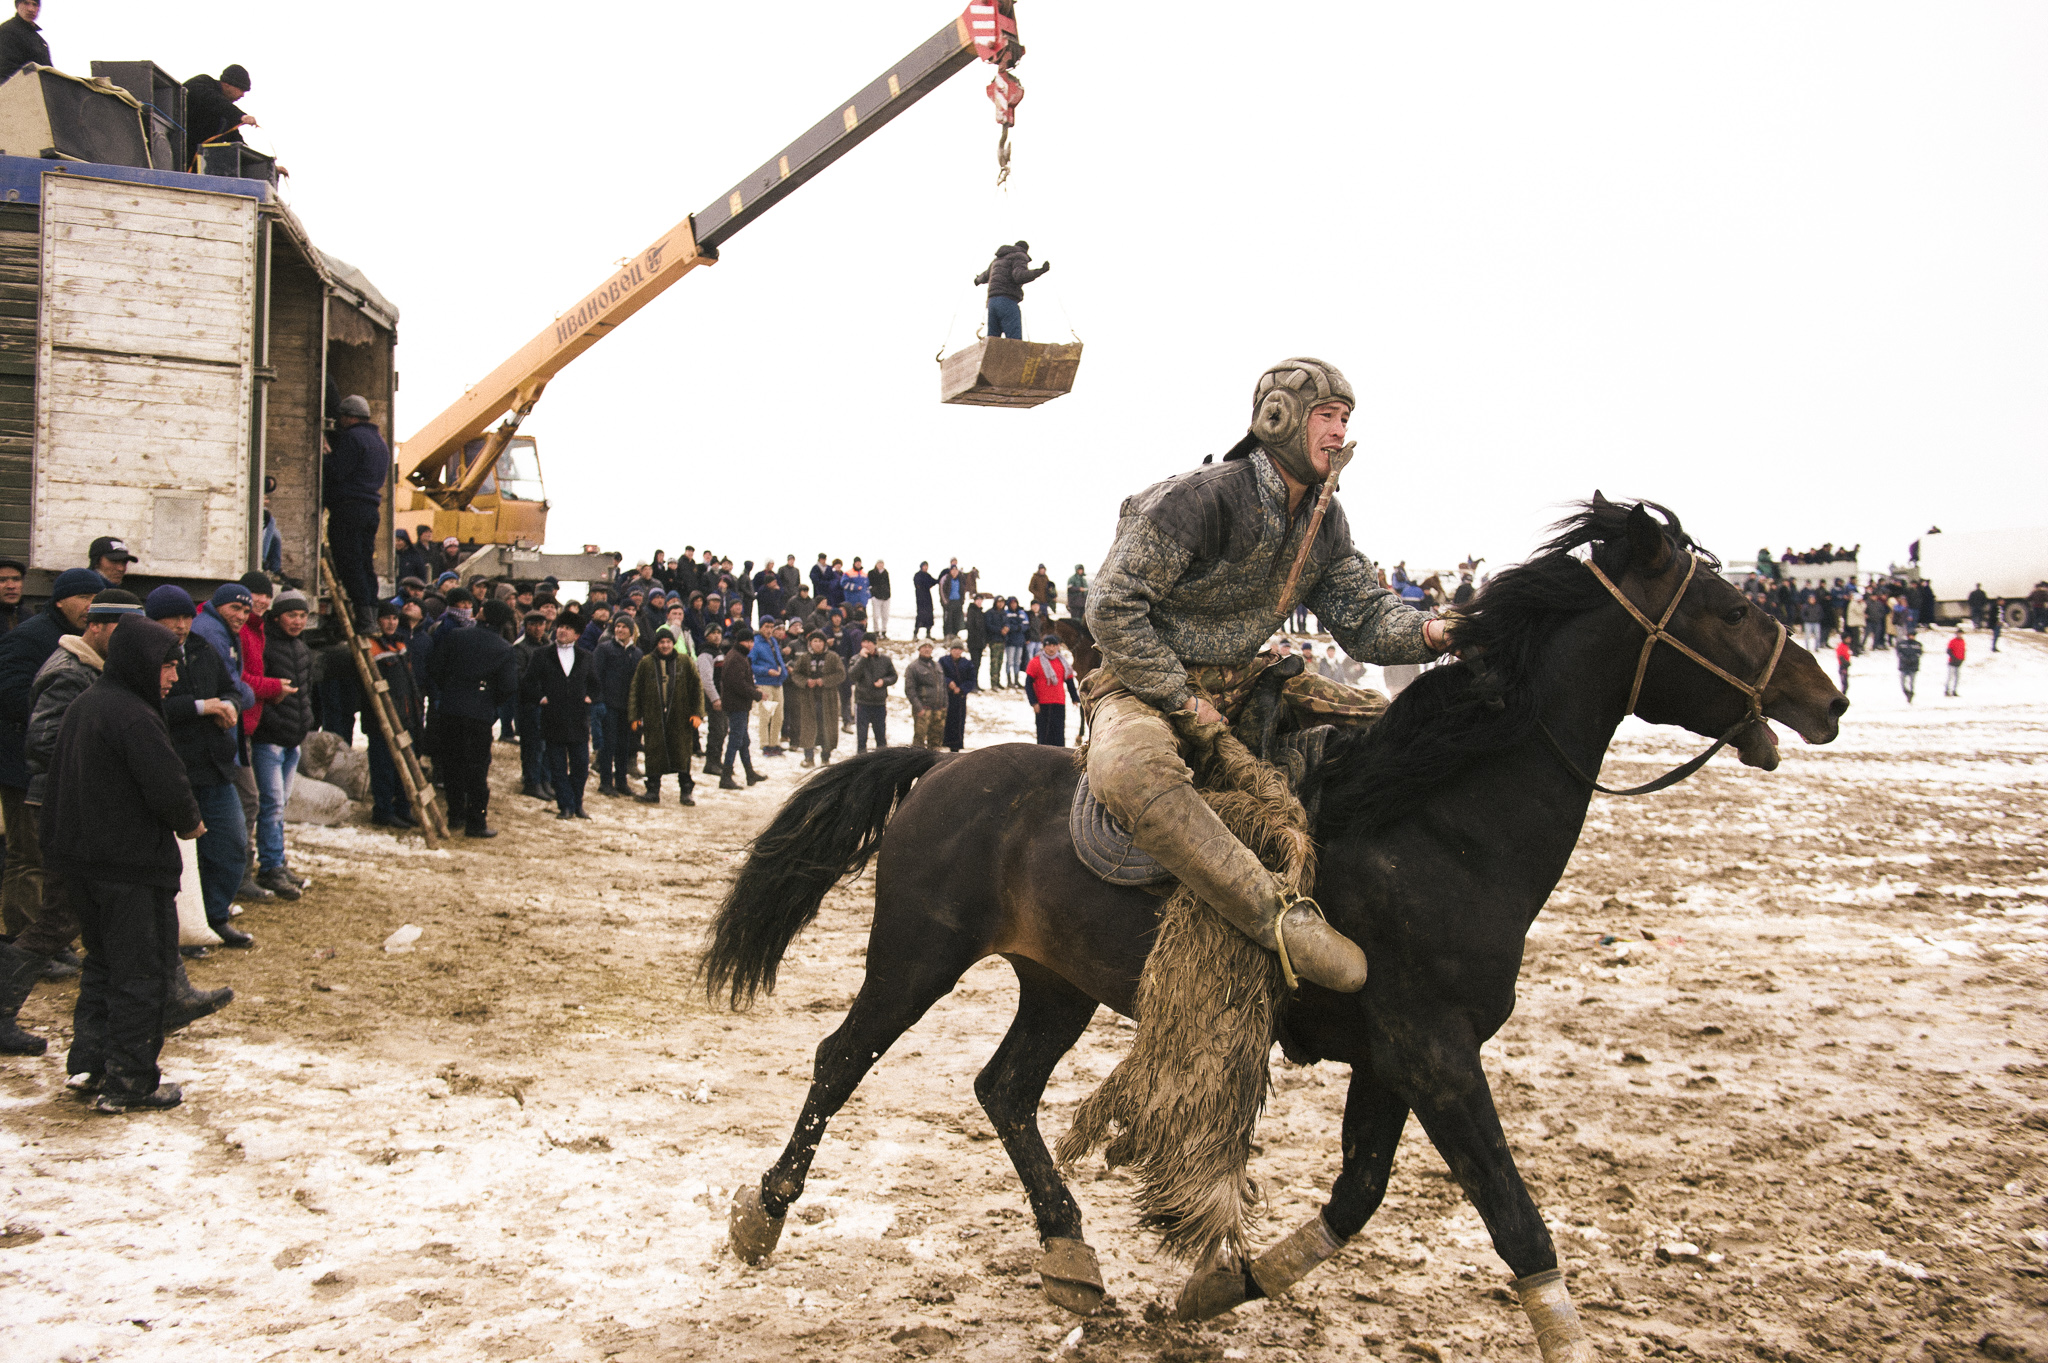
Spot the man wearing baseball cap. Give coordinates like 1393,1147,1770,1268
0,567,100,945
88,537,135,587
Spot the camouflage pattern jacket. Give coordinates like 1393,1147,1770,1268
1085,449,1435,712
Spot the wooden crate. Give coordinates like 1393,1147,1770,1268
939,337,1082,408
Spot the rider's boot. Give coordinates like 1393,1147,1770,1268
1127,781,1366,993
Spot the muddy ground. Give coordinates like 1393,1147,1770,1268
4,632,2045,1363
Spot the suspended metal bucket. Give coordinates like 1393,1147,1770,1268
939,337,1082,408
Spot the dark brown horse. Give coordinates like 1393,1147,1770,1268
702,498,1847,1358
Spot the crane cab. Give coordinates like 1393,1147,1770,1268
417,435,550,548
939,337,1082,408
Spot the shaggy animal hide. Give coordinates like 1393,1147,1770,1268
1056,725,1312,1261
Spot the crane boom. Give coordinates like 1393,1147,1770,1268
398,8,1012,518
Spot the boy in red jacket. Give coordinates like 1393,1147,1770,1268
1833,637,1852,694
1943,627,1966,697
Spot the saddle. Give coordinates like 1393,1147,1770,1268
1069,655,1342,888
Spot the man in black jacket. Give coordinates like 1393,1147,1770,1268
972,240,1051,339
512,610,555,800
0,566,99,941
428,598,519,837
326,395,390,628
42,616,203,1113
525,617,594,820
183,63,255,150
0,0,49,86
251,592,315,899
146,587,252,947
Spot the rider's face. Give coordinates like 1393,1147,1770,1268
1304,403,1351,479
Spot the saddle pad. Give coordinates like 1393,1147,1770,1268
1069,773,1176,887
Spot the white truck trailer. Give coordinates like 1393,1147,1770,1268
1915,528,2048,626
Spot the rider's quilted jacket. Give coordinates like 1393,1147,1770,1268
1085,449,1435,713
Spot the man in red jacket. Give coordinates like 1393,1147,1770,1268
1023,634,1080,746
234,572,282,902
1943,627,1966,697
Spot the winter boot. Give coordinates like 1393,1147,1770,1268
236,869,276,904
92,1082,183,1115
718,769,743,791
40,948,81,982
597,780,616,798
801,751,815,769
164,961,234,1033
636,789,661,805
0,941,48,1055
1125,781,1367,993
742,755,767,786
256,866,302,901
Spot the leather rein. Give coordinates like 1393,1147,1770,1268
1538,554,1788,797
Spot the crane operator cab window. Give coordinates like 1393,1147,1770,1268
455,436,547,503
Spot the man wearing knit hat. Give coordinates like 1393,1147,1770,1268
184,63,257,150
148,586,253,948
0,566,100,946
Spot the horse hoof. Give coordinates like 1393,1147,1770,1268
1173,1245,1251,1321
1036,1237,1106,1316
728,1184,786,1264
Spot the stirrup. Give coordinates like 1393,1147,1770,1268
1271,891,1326,993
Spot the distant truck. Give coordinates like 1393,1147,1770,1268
1914,528,2048,626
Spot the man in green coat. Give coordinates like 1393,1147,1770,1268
628,627,704,806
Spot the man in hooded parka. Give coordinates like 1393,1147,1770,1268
629,626,703,806
41,616,203,1113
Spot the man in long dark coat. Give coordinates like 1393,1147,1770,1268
629,627,702,806
939,641,976,752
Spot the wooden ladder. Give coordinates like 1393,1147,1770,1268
319,548,451,848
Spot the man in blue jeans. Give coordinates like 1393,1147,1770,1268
251,592,315,899
146,586,255,948
972,241,1051,340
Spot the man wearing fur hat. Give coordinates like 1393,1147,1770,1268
1083,358,1453,994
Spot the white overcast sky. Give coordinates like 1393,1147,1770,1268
53,2,2048,598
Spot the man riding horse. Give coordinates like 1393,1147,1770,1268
1084,357,1453,993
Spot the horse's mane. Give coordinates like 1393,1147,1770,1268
1310,498,1713,832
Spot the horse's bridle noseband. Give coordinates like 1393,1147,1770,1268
1540,553,1789,797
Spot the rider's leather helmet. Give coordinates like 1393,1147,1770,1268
1250,357,1354,485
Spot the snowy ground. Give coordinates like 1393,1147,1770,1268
2,627,2044,1362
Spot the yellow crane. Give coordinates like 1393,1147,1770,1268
395,3,1040,575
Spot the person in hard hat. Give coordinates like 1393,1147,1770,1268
973,241,1051,340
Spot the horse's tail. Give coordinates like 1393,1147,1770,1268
700,746,941,1010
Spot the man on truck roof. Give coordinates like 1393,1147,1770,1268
0,0,49,86
184,64,256,150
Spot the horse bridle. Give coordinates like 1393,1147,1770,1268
1539,553,1788,797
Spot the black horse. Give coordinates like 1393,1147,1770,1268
702,499,1847,1359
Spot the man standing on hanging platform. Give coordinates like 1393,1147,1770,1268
973,240,1051,340
1083,357,1454,994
